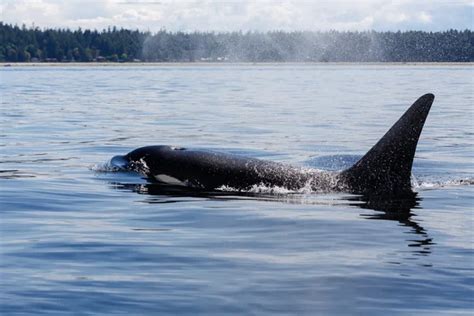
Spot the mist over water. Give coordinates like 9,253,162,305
140,30,470,62
1,64,473,315
141,31,384,62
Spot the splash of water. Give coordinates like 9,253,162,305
94,157,473,194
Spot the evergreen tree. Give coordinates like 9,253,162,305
0,23,472,62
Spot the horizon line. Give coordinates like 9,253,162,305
2,22,472,34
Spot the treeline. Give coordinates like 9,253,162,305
1,23,473,62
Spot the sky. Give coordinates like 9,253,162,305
1,0,473,32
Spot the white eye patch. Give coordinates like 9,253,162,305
155,174,186,186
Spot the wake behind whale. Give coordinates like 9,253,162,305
110,94,435,198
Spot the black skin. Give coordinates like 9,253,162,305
120,145,337,191
112,94,435,198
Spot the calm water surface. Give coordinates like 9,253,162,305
1,64,473,315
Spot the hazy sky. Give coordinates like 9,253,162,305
1,0,473,32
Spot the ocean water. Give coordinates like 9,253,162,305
1,64,473,315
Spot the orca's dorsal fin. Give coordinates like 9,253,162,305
340,93,434,197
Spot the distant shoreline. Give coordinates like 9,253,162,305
2,62,473,67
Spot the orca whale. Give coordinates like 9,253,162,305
111,93,434,197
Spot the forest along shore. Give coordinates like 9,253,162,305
1,23,472,63
2,62,474,67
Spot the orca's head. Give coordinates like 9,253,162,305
110,145,178,173
110,154,130,170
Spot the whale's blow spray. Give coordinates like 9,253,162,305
141,30,385,62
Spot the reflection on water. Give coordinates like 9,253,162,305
111,181,434,261
0,169,37,179
349,194,435,262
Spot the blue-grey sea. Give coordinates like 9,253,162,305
1,64,473,315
